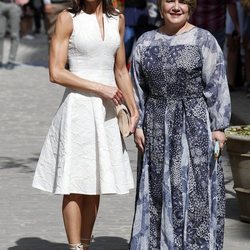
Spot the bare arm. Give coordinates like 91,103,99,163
49,11,123,102
114,14,139,131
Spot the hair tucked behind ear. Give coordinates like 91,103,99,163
68,0,119,17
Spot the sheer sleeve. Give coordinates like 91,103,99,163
130,39,149,128
202,33,231,131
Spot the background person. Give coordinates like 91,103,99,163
130,0,231,249
225,0,245,91
241,0,250,97
42,0,71,42
190,0,239,50
124,0,149,64
0,0,23,69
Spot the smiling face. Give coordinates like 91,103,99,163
159,0,190,27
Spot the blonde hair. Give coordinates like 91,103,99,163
158,0,197,15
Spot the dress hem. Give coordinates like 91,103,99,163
32,183,134,196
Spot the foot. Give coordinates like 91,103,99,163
69,243,83,250
5,62,15,70
81,237,91,250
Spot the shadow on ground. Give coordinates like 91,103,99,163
0,155,39,172
226,197,240,220
8,236,129,250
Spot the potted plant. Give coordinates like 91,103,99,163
225,125,250,222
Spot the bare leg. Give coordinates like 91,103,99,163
62,194,83,245
227,34,240,89
62,194,100,249
81,195,100,248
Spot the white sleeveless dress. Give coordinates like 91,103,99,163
32,11,134,195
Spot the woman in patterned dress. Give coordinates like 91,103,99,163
130,0,231,249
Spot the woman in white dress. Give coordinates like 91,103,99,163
32,0,139,249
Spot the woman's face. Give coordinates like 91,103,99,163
160,0,189,26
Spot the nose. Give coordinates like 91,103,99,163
172,0,181,11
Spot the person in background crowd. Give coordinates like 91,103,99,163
0,0,23,69
42,0,71,42
29,0,42,34
112,0,125,12
130,0,231,249
124,0,149,64
226,0,244,91
147,0,162,29
241,0,250,97
190,0,240,50
32,0,139,249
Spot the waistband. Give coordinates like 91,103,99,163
148,94,203,101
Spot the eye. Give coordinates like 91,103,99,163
179,0,189,4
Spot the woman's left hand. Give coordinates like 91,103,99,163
212,130,227,149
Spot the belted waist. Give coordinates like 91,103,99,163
148,94,204,101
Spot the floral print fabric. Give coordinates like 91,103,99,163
130,27,231,250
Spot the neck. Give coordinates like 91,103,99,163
161,21,191,36
84,0,102,14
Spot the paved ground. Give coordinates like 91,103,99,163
0,34,250,250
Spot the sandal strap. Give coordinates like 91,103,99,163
69,243,83,250
82,242,89,248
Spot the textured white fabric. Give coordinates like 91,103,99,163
32,11,134,195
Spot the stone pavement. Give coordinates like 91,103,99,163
0,34,250,250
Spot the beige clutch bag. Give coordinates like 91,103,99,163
116,104,131,138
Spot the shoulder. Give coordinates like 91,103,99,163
118,13,125,25
194,28,223,56
133,30,157,57
57,10,73,25
195,27,219,47
137,30,157,45
55,10,73,35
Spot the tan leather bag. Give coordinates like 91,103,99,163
116,104,131,138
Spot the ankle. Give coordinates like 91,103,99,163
81,237,92,249
69,243,83,250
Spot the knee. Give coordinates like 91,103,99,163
63,193,83,203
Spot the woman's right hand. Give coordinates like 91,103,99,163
134,128,145,152
98,85,123,105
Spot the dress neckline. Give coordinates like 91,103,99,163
156,26,197,38
80,11,106,42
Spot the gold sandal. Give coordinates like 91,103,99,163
69,243,83,250
81,237,93,250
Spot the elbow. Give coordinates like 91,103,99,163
49,68,60,84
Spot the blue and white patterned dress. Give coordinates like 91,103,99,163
129,27,231,250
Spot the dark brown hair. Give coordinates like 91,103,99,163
69,0,119,17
